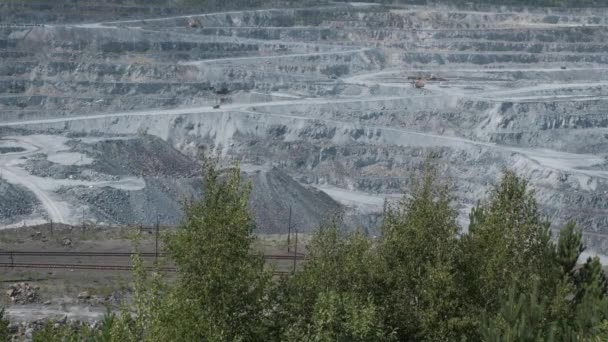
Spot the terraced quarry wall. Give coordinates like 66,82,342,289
2,1,608,253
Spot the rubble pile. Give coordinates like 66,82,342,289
76,291,122,306
6,283,40,304
8,316,100,340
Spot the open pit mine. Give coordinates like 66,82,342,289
1,1,608,254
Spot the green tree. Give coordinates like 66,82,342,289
32,322,93,342
0,309,9,342
461,171,555,315
472,180,608,341
150,158,272,341
275,214,391,341
570,257,608,337
480,282,555,342
307,291,387,342
556,222,584,276
112,234,164,342
545,222,584,328
550,228,608,340
482,256,608,342
376,165,465,340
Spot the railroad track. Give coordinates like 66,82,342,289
0,262,172,272
0,251,165,257
0,251,305,260
0,251,303,275
0,262,293,275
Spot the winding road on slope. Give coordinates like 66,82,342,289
0,136,146,225
0,84,606,182
1,63,606,224
4,5,607,223
0,139,66,224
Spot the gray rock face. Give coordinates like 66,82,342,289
0,178,40,222
1,1,608,252
248,167,341,234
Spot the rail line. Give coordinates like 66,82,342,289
0,262,293,275
0,251,305,260
0,262,172,272
0,251,304,275
0,251,165,257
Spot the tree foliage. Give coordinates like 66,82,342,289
0,310,9,342
377,165,465,340
461,170,557,331
17,162,608,341
274,214,391,341
159,159,269,340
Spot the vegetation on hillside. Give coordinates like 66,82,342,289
1,159,604,341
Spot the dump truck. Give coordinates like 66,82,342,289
414,78,425,88
188,18,201,28
212,98,221,109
